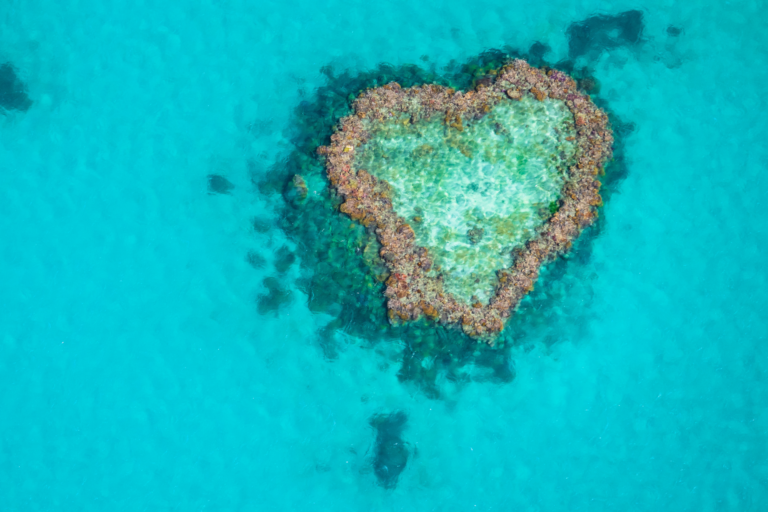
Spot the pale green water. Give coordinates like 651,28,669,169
357,96,577,302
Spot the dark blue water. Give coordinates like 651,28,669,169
1,1,766,510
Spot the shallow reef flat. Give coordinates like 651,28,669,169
357,96,577,303
319,60,613,341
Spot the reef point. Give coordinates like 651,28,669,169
318,59,613,342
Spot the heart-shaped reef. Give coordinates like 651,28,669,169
318,60,613,342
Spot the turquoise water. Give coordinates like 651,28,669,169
1,1,767,510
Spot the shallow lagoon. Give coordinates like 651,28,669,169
358,96,577,303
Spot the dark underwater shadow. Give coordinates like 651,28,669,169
368,411,411,489
250,13,643,398
0,62,32,113
566,10,645,61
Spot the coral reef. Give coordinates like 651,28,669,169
318,60,613,342
257,277,293,315
257,46,631,396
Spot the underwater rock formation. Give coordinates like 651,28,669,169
0,62,32,113
318,60,613,342
369,411,410,489
207,174,235,194
567,10,645,60
256,276,292,315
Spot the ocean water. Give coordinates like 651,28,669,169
1,0,766,510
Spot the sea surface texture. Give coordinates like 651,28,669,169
1,1,767,510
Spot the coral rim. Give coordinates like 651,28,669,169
317,59,613,343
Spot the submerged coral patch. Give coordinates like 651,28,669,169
318,60,613,341
566,10,645,60
207,174,235,194
0,63,32,113
369,411,410,489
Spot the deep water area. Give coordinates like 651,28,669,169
1,1,767,510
